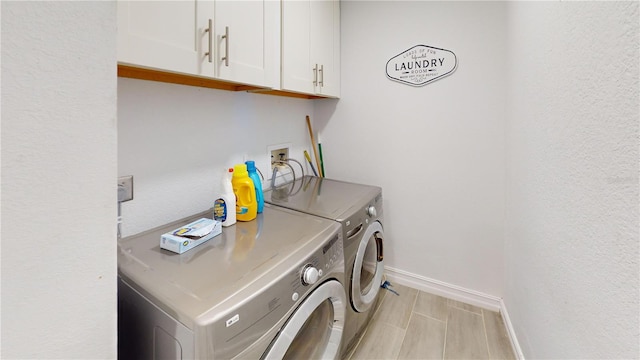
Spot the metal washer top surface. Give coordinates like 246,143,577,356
264,176,381,222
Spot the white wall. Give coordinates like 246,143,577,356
504,2,639,358
118,79,316,236
1,2,117,358
316,1,507,297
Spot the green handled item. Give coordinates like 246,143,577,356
318,143,325,178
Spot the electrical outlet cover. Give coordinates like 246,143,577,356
118,175,134,202
267,143,292,172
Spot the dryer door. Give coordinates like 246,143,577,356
263,280,346,360
351,221,384,313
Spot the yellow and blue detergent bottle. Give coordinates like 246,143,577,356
245,160,264,213
232,164,257,221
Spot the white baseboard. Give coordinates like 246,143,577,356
384,266,502,311
384,266,524,359
499,298,525,360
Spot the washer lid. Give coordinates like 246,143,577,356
117,205,340,328
264,176,381,221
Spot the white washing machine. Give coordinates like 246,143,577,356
264,176,385,357
118,204,346,359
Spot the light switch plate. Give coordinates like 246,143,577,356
118,175,134,202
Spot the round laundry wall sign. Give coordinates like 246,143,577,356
386,45,458,86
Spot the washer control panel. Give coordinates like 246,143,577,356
343,196,383,241
296,232,343,288
366,205,377,218
211,227,343,359
301,265,320,285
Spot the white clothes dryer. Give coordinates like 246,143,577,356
265,176,385,357
118,205,346,359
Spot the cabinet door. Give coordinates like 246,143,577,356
117,1,214,77
215,0,278,87
311,0,340,97
281,0,314,94
282,0,340,97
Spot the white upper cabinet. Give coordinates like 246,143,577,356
117,1,279,88
310,0,340,97
282,0,340,98
214,1,279,87
117,1,213,77
281,1,312,94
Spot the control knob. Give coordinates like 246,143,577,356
367,205,377,218
301,265,319,286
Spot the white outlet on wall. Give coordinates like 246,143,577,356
118,175,134,202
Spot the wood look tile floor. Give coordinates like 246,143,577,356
345,283,516,360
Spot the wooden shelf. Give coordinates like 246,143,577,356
117,65,263,92
247,89,325,100
118,64,327,100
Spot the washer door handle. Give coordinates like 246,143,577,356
375,234,384,262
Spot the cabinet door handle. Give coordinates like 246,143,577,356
319,64,324,87
313,64,318,86
221,26,229,67
205,19,213,63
